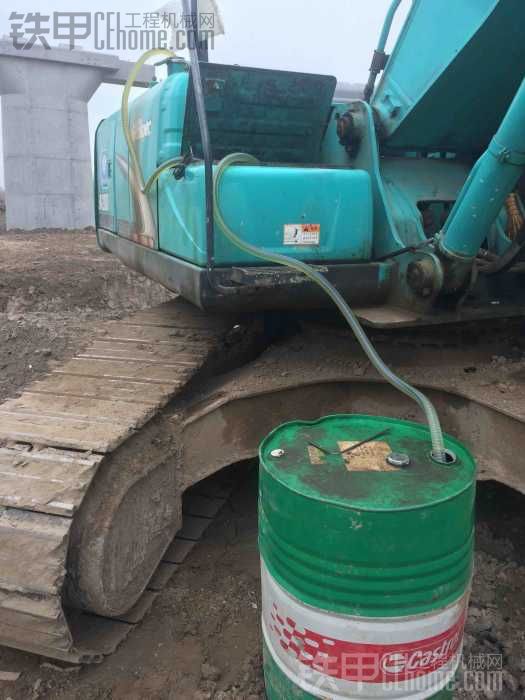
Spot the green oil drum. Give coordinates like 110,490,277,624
259,415,476,699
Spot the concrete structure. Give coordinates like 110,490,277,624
0,39,154,230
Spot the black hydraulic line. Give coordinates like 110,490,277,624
183,0,234,295
375,237,435,262
308,430,389,456
184,0,214,278
191,0,209,62
364,50,389,103
363,0,403,102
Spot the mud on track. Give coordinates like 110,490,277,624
0,230,523,699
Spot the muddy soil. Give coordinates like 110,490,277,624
0,229,173,401
0,230,523,700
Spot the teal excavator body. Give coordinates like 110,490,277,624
95,0,525,325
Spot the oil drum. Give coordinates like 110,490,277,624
259,415,476,699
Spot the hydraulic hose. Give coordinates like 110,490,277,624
377,0,404,51
364,0,404,102
213,153,448,463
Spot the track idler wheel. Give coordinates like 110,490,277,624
66,416,182,617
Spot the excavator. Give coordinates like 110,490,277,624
1,0,525,664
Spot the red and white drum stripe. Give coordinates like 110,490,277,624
261,561,469,699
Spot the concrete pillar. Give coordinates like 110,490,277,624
0,61,103,229
0,41,154,230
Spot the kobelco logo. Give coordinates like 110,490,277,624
131,118,152,141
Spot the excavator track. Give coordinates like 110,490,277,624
2,296,525,664
0,298,240,663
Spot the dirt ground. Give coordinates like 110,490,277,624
0,230,524,700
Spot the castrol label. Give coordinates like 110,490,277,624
284,224,321,246
261,561,469,699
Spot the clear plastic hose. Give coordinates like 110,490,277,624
213,153,448,463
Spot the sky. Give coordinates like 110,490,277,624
0,0,410,187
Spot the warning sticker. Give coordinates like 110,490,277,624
283,224,320,246
98,193,109,211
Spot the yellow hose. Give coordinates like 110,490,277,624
121,48,178,192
